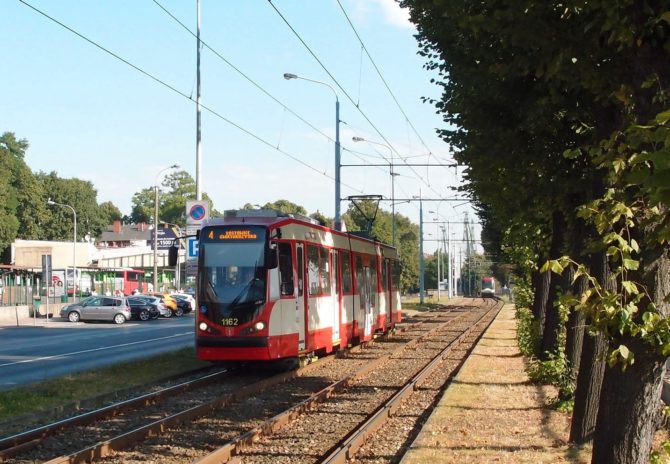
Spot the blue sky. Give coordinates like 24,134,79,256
2,0,478,254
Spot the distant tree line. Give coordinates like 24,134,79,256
0,134,426,293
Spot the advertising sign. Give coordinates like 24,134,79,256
52,271,65,297
151,225,180,251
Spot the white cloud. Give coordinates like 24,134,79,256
372,0,413,29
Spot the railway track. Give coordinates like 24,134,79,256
0,300,502,463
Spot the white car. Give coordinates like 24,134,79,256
172,292,195,313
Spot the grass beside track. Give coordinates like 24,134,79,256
0,347,209,424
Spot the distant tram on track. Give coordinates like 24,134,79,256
481,276,496,298
187,210,402,362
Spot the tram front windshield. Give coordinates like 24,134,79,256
198,226,268,326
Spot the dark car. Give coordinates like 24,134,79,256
127,297,160,321
172,294,194,314
131,295,173,318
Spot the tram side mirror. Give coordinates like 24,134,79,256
266,243,278,269
168,245,179,267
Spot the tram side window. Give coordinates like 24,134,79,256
307,245,320,295
278,243,294,296
297,246,304,296
392,260,400,290
355,255,364,296
370,257,377,307
341,251,352,293
381,259,389,292
320,247,331,294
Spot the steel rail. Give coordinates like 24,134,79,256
31,312,443,463
193,310,470,464
0,368,230,459
320,301,504,464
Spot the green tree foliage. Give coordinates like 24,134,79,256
130,170,218,226
400,1,670,462
38,172,108,241
129,187,154,224
0,133,25,250
98,201,123,224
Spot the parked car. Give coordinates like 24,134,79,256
171,293,194,314
146,293,182,317
132,295,173,318
127,297,160,321
60,296,131,324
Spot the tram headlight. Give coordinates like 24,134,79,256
199,322,209,332
254,321,265,331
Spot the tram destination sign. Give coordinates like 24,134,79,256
203,226,264,242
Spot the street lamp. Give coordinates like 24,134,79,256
351,136,399,248
413,193,425,304
284,72,342,230
47,198,77,299
154,164,180,293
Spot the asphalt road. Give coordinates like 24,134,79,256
0,315,195,390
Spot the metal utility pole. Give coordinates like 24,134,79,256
195,0,202,201
418,194,425,304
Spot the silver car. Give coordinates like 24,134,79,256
60,296,132,324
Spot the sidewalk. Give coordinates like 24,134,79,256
401,304,590,464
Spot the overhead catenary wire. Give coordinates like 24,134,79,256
18,0,365,195
151,0,382,173
267,0,448,201
334,0,449,165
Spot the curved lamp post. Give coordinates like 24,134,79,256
47,198,77,299
153,164,180,293
284,72,342,231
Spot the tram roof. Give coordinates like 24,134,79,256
202,209,397,253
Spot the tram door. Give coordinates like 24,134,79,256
331,250,340,343
362,267,373,337
296,244,306,351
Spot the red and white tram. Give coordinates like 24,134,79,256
193,209,402,362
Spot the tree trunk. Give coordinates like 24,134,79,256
539,210,566,360
591,237,670,463
531,266,550,324
570,250,611,444
531,265,551,357
565,209,590,376
570,330,607,443
565,269,587,376
592,338,665,463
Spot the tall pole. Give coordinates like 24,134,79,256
437,233,441,301
391,163,396,247
153,185,159,293
195,0,202,201
419,195,425,304
335,98,341,230
446,222,452,298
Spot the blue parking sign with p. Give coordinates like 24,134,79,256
188,238,199,258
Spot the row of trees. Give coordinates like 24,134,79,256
399,1,670,462
0,134,426,294
0,132,121,257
